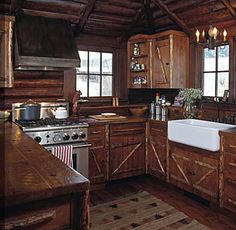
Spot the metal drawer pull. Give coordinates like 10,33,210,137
229,144,236,149
1,210,56,229
227,179,236,185
229,162,236,168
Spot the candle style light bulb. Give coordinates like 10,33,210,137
223,29,227,41
196,29,200,42
213,27,218,39
202,30,205,38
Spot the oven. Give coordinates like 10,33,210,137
44,142,91,178
14,117,91,179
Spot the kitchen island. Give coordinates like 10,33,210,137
1,122,90,229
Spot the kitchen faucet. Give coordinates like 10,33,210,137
72,90,82,118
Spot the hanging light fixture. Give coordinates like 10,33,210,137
195,25,227,49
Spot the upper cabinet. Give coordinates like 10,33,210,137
0,15,14,88
127,30,189,89
127,34,151,88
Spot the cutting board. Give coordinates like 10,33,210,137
89,115,127,120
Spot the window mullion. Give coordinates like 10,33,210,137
215,47,218,97
87,51,90,97
100,52,102,96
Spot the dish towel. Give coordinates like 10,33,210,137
51,145,73,168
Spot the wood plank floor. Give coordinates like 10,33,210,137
90,175,236,230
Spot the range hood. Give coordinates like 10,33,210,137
14,14,80,70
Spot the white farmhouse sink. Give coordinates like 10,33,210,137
168,119,236,151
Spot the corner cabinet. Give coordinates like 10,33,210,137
127,34,151,88
151,31,189,88
127,30,189,89
0,15,14,88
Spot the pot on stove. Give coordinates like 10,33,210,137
50,107,68,119
16,99,41,121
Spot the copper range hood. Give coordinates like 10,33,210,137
14,14,80,70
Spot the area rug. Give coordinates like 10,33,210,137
90,191,209,230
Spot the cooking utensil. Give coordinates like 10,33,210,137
50,106,68,119
16,99,41,121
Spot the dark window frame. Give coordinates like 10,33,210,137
76,50,114,97
202,44,229,98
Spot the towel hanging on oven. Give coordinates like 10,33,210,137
51,145,73,168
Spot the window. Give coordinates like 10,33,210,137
76,51,113,97
203,45,229,97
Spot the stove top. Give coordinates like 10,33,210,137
16,118,88,131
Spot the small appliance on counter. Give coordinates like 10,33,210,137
12,101,69,121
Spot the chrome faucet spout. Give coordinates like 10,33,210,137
72,90,82,117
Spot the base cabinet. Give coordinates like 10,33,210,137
220,133,236,213
88,124,108,184
169,142,219,202
148,121,167,180
109,122,146,180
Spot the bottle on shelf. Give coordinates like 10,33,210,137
130,57,135,70
155,92,160,104
133,43,140,56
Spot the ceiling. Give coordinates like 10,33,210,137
1,0,236,41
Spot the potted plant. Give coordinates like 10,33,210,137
179,88,203,118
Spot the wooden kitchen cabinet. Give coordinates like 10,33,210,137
127,30,189,89
169,142,219,203
0,15,14,88
151,30,189,88
127,34,151,88
88,124,109,185
109,122,146,180
148,120,167,181
220,132,236,213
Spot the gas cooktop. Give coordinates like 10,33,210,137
15,118,88,131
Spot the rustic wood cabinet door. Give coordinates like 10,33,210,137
191,157,219,202
0,16,14,88
169,142,219,202
152,37,170,88
88,124,108,184
109,122,146,180
149,137,167,179
169,150,193,190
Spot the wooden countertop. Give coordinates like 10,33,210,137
219,128,236,135
1,122,90,208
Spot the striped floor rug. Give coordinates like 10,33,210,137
90,191,209,230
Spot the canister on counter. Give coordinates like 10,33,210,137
149,101,155,115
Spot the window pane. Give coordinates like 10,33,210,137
78,51,88,73
89,75,100,96
102,53,113,74
203,73,215,96
89,52,100,74
76,75,88,97
102,75,112,96
218,45,229,71
204,48,216,71
217,72,229,97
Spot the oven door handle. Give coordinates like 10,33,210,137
73,143,92,148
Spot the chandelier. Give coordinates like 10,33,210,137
195,25,227,50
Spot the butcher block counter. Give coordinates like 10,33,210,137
1,122,90,230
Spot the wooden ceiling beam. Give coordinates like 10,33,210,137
144,0,156,34
117,6,146,44
220,0,236,20
152,0,190,36
10,0,25,15
75,0,97,36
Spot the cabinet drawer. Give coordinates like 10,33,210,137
110,122,146,136
3,200,71,230
224,137,236,154
149,123,167,138
224,153,236,180
88,125,105,148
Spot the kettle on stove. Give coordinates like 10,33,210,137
49,107,68,119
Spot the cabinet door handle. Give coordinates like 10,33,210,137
90,131,102,134
227,178,236,185
1,210,56,229
229,144,236,149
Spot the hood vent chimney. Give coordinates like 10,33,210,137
14,14,80,70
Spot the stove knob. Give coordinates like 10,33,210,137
34,136,42,143
63,133,70,141
72,132,79,140
78,132,86,139
53,134,62,142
